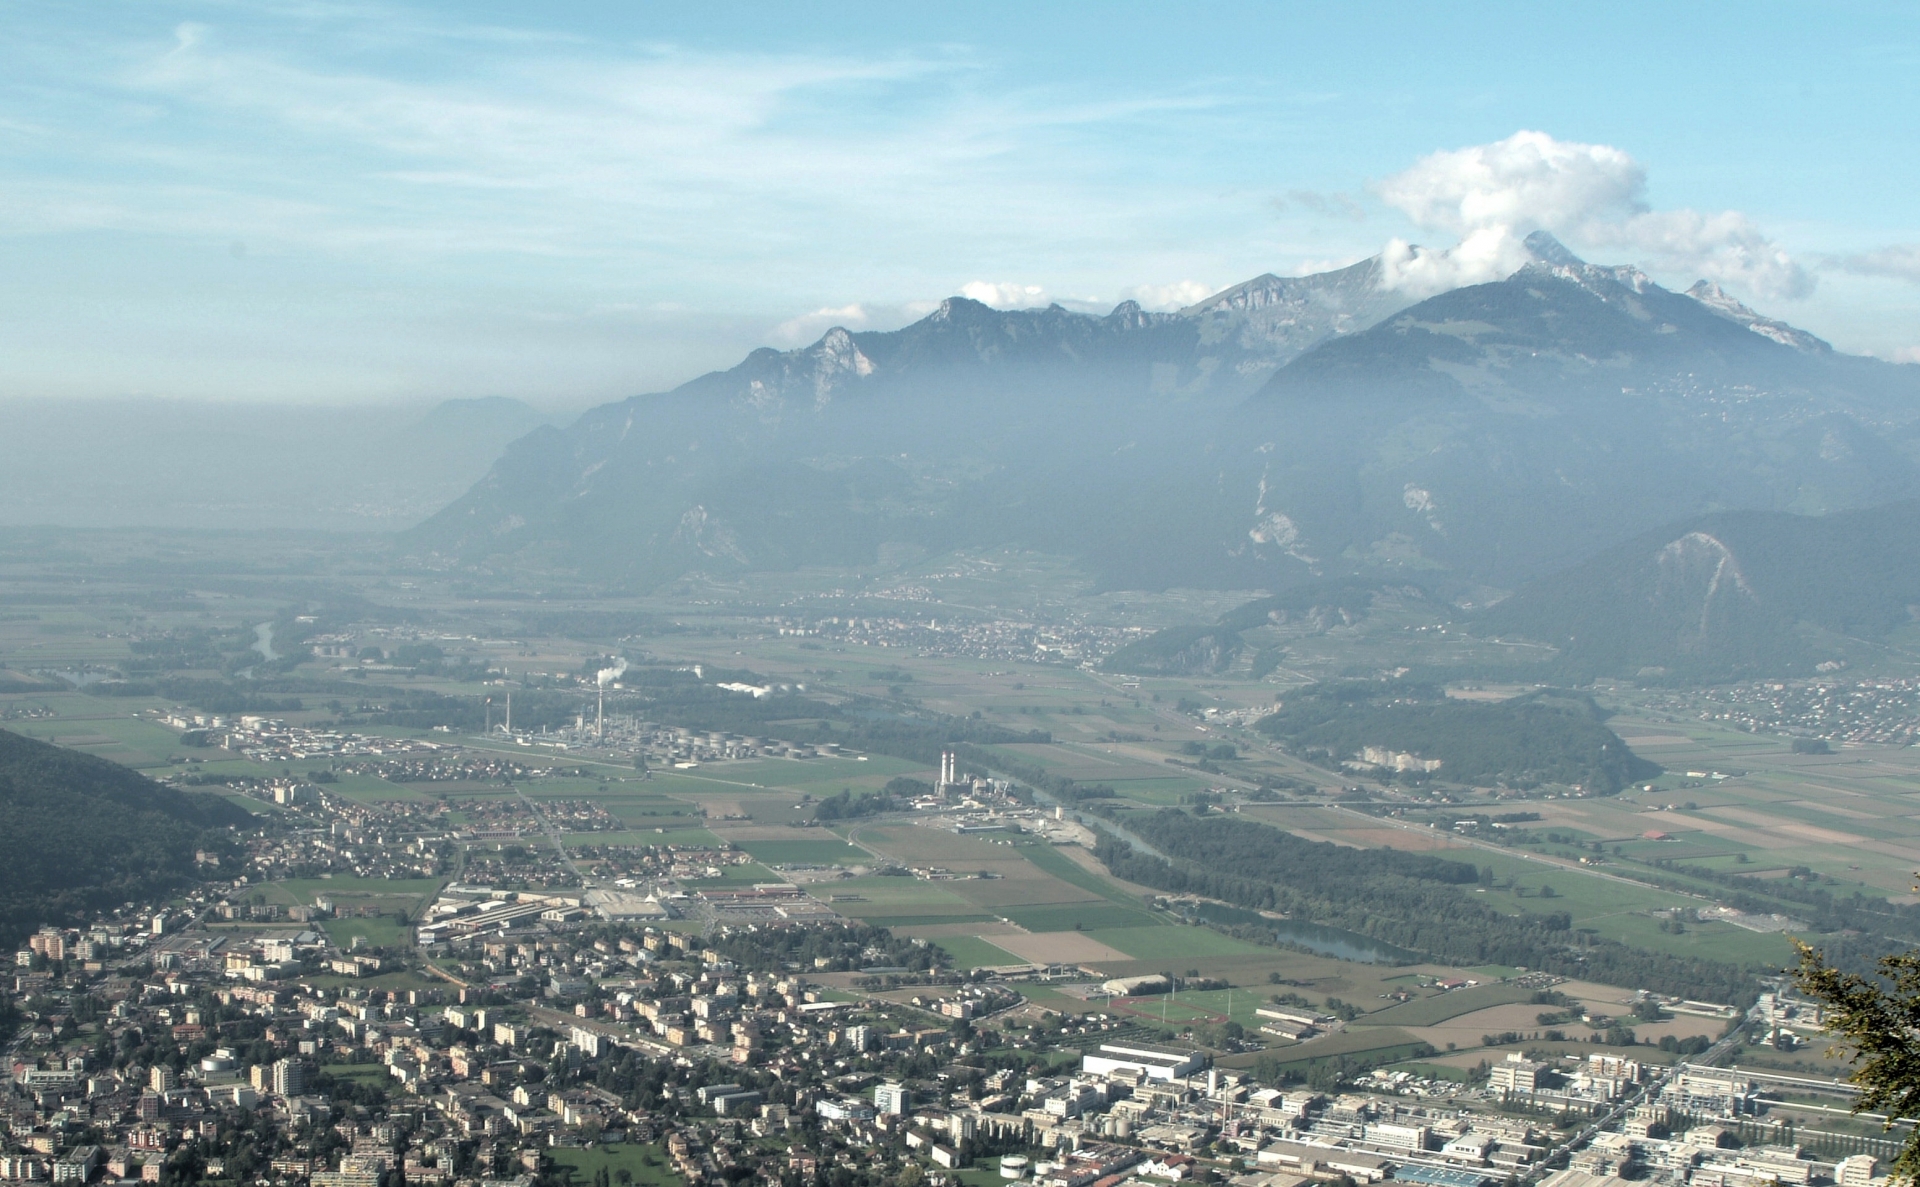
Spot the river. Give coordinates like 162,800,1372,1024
251,622,278,663
1188,900,1418,964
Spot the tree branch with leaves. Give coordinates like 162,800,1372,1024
1793,940,1920,1181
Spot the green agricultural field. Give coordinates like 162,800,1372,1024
857,912,999,927
1087,925,1268,961
1220,1025,1429,1071
520,777,632,799
319,1062,390,1086
1111,997,1226,1024
1100,778,1217,805
1002,902,1160,932
561,828,721,848
1175,987,1289,1027
933,936,1027,969
824,877,972,902
736,839,868,865
620,773,747,797
827,877,994,927
257,876,444,921
947,1168,1013,1187
545,1144,684,1187
603,802,702,825
1452,849,1793,964
303,968,445,994
206,790,276,815
710,755,925,789
1014,984,1094,1012
1014,842,1148,907
177,758,276,779
1355,983,1533,1027
321,915,412,951
5,713,182,767
1598,910,1794,965
320,773,420,800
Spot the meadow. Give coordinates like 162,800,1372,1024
545,1144,683,1187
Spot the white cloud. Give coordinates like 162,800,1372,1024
1122,280,1216,311
960,281,1051,309
1373,130,1811,300
0,11,1226,284
773,303,868,345
953,282,1196,313
1379,132,1643,238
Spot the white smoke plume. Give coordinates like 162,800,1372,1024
1373,130,1811,301
596,658,628,687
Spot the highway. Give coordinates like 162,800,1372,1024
512,785,591,885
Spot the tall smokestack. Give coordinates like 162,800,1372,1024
505,692,512,733
597,687,605,739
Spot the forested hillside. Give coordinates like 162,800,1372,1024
1101,579,1418,676
0,730,250,946
1253,684,1658,793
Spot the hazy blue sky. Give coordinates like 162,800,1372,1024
6,0,1920,404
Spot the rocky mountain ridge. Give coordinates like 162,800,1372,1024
408,238,1920,595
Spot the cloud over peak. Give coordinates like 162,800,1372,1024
960,281,1052,309
1374,130,1812,301
774,303,869,345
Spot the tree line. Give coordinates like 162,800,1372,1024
1093,810,1759,1005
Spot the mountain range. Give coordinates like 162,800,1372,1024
409,233,1920,597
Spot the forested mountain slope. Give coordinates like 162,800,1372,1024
0,730,250,946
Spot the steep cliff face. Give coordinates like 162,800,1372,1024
1480,500,1920,681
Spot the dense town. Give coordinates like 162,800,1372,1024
764,615,1148,669
2,851,1895,1187
1,623,1907,1187
1637,679,1920,749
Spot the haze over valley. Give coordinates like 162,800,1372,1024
10,9,1920,1187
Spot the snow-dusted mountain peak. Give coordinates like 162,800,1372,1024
1685,280,1830,353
